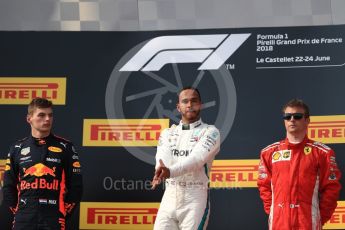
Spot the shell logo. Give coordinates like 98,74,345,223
48,146,62,153
272,152,281,161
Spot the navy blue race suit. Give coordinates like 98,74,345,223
3,134,83,230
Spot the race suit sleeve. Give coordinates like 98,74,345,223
155,128,173,170
318,149,342,225
63,143,83,215
169,126,220,178
257,151,272,214
3,145,19,213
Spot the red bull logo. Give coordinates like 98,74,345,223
24,163,56,177
20,178,59,190
21,163,58,191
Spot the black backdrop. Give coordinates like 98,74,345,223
1,25,345,229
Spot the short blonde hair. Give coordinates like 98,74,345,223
28,98,53,115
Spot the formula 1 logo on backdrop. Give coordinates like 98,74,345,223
120,34,251,72
106,32,251,165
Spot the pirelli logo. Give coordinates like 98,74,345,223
210,159,259,188
0,159,6,188
308,115,345,144
80,202,159,229
0,77,66,105
324,201,345,229
83,119,169,146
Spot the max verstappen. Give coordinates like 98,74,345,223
257,99,341,230
151,87,220,230
3,98,83,230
